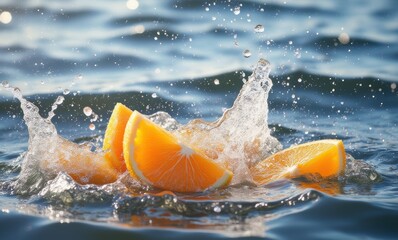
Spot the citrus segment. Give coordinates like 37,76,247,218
41,138,118,185
123,110,233,192
251,139,346,185
103,103,133,172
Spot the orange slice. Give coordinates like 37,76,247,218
251,139,346,185
103,103,133,172
41,137,118,185
123,110,233,192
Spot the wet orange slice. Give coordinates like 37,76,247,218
103,103,133,172
41,138,118,185
123,110,233,192
251,139,346,185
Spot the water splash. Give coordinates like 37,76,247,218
1,59,281,194
0,60,384,237
1,82,113,196
175,59,282,184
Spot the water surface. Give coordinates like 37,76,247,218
1,0,398,239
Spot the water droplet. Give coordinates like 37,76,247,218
214,79,220,85
83,107,93,116
63,89,70,95
369,172,378,181
55,96,65,105
288,40,293,45
338,32,350,44
213,206,221,213
90,113,98,122
243,49,251,58
391,83,396,91
151,93,158,98
254,24,264,33
205,7,209,11
89,123,95,131
298,78,302,83
233,6,240,15
294,48,302,58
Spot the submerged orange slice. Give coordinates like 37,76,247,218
123,110,233,192
103,103,133,172
251,139,346,185
41,138,118,185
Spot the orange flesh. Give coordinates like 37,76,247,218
251,139,346,185
123,111,233,193
103,103,133,172
41,138,118,185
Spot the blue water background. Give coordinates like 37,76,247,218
0,0,398,239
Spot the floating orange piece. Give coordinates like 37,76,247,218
41,138,118,185
103,103,133,172
123,110,233,192
251,139,346,185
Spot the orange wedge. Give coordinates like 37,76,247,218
251,139,346,185
123,110,233,192
41,137,118,185
103,103,133,172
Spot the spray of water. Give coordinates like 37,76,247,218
1,58,379,197
1,82,112,195
175,59,282,184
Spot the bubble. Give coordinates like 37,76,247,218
0,11,12,24
83,107,93,116
213,206,221,213
151,93,158,98
243,49,251,58
89,123,96,131
126,0,139,10
63,89,70,95
214,79,220,85
298,78,302,83
233,6,240,15
254,24,264,33
338,32,350,44
205,7,210,11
